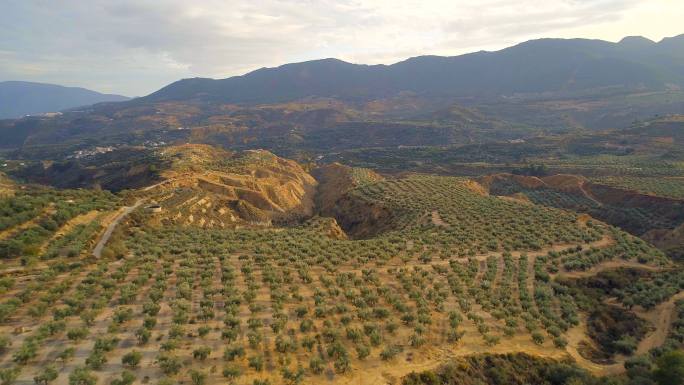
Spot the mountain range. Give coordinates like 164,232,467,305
1,34,683,156
145,34,684,104
0,81,129,119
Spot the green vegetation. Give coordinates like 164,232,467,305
489,178,683,236
591,176,684,199
0,154,680,384
33,366,58,385
348,175,603,252
541,155,684,178
402,351,684,385
565,268,684,311
0,187,119,260
651,300,684,357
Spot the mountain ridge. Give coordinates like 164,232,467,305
144,34,684,104
1,34,683,154
0,80,130,119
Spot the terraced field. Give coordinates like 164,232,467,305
590,176,684,200
487,177,684,236
0,188,120,265
0,174,676,385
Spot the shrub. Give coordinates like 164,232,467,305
553,337,568,349
380,345,403,361
57,347,76,362
85,351,107,370
224,346,245,361
334,355,350,373
143,316,157,329
301,336,315,351
309,357,324,374
67,327,89,341
249,355,264,371
80,310,97,326
157,354,182,375
93,336,119,352
0,368,20,385
531,331,545,345
300,319,314,332
112,307,133,324
142,302,160,316
13,338,38,364
275,335,297,353
193,346,211,360
198,326,210,337
653,350,684,385
356,344,371,360
222,366,241,379
68,367,96,385
110,371,135,385
135,327,151,344
189,370,206,385
281,365,305,384
0,335,11,353
33,366,58,385
122,351,142,367
614,336,637,355
446,329,464,343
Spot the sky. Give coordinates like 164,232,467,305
1,0,683,97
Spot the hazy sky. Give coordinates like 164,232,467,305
1,0,682,96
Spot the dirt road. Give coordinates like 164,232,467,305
92,200,143,258
565,290,684,376
635,291,684,355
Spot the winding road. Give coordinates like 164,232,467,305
565,289,684,376
92,199,144,258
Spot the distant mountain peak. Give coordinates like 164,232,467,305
618,36,656,50
0,81,129,119
658,33,684,47
619,36,655,44
660,33,684,42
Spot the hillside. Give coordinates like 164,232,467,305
479,173,684,258
140,145,318,226
0,144,682,385
0,81,129,119
312,162,383,215
9,144,319,228
0,172,14,197
0,155,677,384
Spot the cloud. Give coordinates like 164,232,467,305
0,0,679,96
